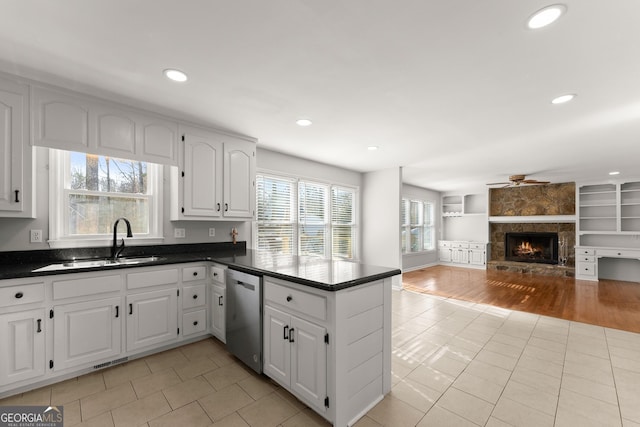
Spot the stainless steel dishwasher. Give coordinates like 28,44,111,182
225,269,263,373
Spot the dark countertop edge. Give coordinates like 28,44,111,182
0,244,402,291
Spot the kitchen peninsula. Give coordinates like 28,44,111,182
0,243,400,426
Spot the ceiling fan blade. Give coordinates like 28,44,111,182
486,182,512,186
522,180,550,184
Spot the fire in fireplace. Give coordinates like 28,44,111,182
505,232,558,264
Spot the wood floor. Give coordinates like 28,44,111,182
403,265,640,333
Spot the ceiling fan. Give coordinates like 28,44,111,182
486,174,550,187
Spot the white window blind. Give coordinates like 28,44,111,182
298,181,328,257
401,197,435,254
256,175,296,254
332,186,355,258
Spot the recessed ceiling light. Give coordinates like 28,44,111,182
296,118,312,127
609,171,620,176
551,94,575,104
163,69,188,82
527,4,566,29
367,146,379,151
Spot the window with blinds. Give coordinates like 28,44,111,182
256,174,357,259
401,198,435,253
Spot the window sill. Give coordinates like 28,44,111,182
48,237,165,249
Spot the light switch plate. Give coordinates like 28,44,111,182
174,228,185,238
209,228,215,237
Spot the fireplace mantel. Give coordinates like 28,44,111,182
489,215,576,223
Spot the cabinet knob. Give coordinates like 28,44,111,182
286,295,292,302
193,294,198,299
193,321,198,326
15,292,23,299
193,271,198,276
213,272,218,277
618,252,622,256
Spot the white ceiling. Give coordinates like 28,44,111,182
1,0,639,192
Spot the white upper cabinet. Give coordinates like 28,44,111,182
0,76,33,217
173,125,255,220
32,85,177,165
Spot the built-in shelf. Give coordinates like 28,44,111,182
489,215,576,223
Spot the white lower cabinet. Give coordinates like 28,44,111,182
53,297,121,371
126,288,178,352
264,305,327,412
0,309,45,385
264,306,327,412
211,284,226,342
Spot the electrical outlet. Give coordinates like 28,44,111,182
30,229,43,243
174,228,186,238
209,227,216,237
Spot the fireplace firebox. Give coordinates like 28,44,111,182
505,232,558,264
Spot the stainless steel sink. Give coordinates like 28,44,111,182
33,256,163,272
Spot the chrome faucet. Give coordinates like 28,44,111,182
112,217,133,260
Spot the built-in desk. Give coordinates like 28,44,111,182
575,246,640,281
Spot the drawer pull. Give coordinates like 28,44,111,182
218,296,223,306
213,272,218,277
289,327,295,343
193,294,198,299
286,295,292,302
618,252,622,256
129,304,133,315
37,319,42,333
193,321,198,326
115,306,119,318
193,271,198,276
283,325,289,340
15,292,24,299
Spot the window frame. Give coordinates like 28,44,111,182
255,172,358,260
401,197,435,254
48,148,164,248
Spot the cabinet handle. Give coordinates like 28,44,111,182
289,327,295,343
286,295,292,302
283,325,289,340
14,292,23,299
213,272,218,277
14,190,19,203
37,319,42,333
618,252,622,256
193,271,198,276
193,321,198,326
193,294,198,299
217,203,221,212
218,296,223,306
115,306,119,318
129,304,133,315
224,203,229,212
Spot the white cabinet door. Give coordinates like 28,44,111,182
126,288,178,352
0,77,32,217
290,315,327,411
263,305,291,386
136,115,177,165
223,139,255,218
32,86,90,151
469,250,485,265
182,131,223,218
451,248,469,264
92,104,136,158
0,309,45,386
439,248,452,262
211,284,226,343
53,297,121,371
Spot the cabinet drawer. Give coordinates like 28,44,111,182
265,282,326,321
182,284,206,309
597,249,640,259
183,309,206,336
53,274,121,300
0,283,45,307
452,242,469,249
439,241,451,248
211,266,226,285
577,263,596,276
469,243,485,250
127,268,179,290
183,266,206,282
577,248,595,256
579,256,595,263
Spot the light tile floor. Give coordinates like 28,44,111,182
2,289,640,426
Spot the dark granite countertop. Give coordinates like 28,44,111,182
0,242,401,291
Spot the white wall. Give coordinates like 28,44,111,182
402,183,440,271
361,168,402,269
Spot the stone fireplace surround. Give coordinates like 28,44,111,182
487,183,576,277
